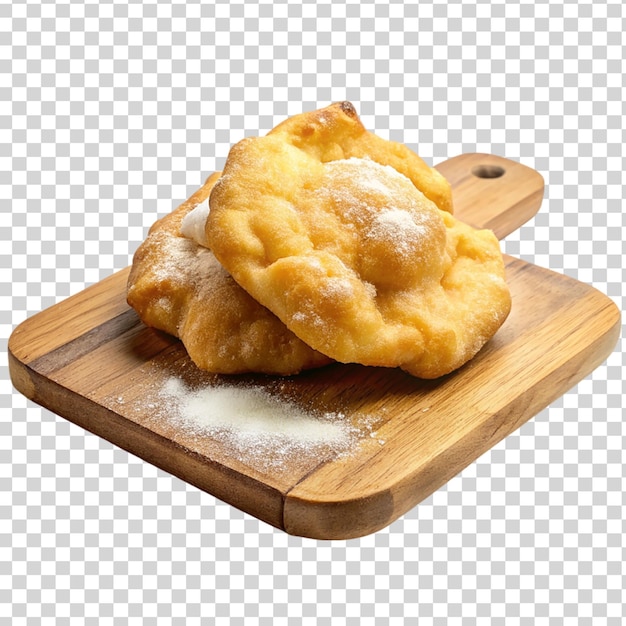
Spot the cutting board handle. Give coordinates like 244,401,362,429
435,153,545,240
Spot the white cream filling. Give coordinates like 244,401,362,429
180,198,210,248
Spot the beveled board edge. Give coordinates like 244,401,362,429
281,261,621,539
8,349,288,532
283,305,621,539
8,259,621,540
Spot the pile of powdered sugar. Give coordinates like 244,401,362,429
153,376,383,471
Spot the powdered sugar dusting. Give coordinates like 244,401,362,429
316,158,433,256
366,207,427,255
376,207,423,231
292,309,325,328
146,229,214,286
321,276,354,300
321,157,417,202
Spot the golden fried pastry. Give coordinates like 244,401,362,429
207,102,511,378
127,173,332,375
267,101,453,214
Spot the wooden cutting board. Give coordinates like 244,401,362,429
9,154,620,540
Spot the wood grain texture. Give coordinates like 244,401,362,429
9,154,620,539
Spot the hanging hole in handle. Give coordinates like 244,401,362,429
472,164,505,179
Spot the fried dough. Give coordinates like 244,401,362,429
126,173,332,375
207,102,511,378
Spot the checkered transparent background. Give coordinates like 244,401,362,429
3,0,625,624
